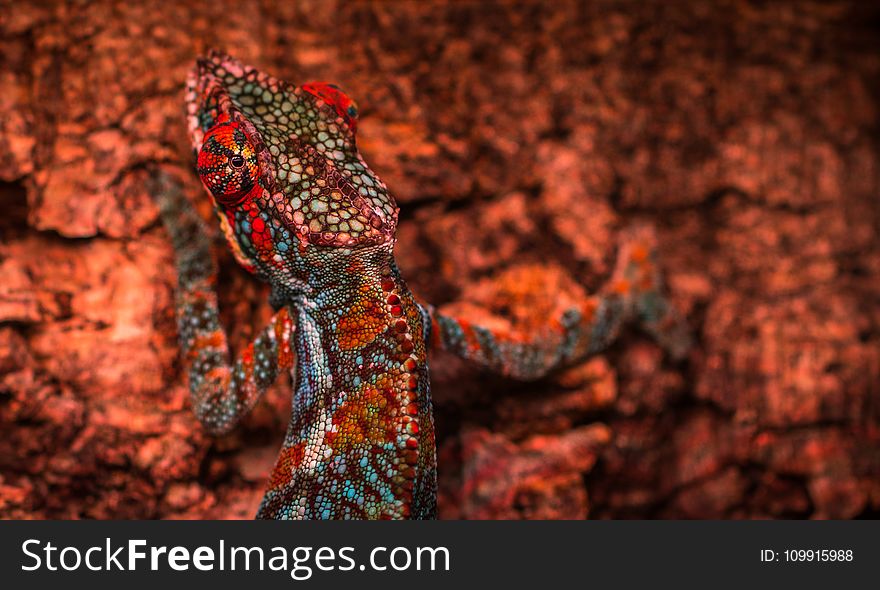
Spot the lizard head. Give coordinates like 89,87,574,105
185,51,398,280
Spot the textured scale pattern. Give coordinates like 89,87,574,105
196,116,261,206
153,51,692,520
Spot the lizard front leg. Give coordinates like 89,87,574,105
152,171,295,435
423,225,691,380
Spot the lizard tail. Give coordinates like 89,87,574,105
606,224,692,361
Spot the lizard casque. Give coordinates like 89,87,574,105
153,51,692,520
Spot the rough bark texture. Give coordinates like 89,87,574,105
1,0,878,519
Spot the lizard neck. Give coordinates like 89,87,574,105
258,255,436,519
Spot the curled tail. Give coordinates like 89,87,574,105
606,224,692,360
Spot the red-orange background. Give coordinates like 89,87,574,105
0,0,878,519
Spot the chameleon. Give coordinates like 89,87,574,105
152,50,692,520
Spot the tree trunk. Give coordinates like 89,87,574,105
0,0,877,519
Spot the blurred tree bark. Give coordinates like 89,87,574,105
0,0,878,519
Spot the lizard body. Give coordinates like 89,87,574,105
154,51,691,520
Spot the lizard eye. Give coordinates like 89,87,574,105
197,122,260,206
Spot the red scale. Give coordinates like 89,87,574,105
302,82,359,132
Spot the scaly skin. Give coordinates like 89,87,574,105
153,51,691,520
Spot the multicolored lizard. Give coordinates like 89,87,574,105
152,51,692,520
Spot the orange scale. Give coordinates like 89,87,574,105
185,330,226,360
267,442,306,490
336,299,388,351
580,300,597,323
458,320,488,354
612,279,631,295
329,385,399,452
630,244,650,263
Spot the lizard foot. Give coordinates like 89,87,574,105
609,224,692,361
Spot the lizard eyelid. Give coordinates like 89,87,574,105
197,121,260,206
